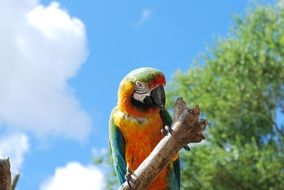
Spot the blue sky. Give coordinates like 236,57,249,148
0,0,276,189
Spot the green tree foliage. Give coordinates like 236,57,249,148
167,3,284,190
93,150,118,190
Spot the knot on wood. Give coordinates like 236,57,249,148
172,97,207,146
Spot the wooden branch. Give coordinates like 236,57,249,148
119,97,207,190
0,158,20,190
0,158,11,190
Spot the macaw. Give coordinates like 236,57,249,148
109,67,180,190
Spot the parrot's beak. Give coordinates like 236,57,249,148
150,85,165,109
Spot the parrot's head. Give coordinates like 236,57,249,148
117,67,166,114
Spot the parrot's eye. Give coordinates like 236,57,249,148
135,81,143,88
135,81,149,93
133,81,150,103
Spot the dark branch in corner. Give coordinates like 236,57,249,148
0,158,20,190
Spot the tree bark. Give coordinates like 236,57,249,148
0,158,11,190
0,158,19,190
119,97,207,190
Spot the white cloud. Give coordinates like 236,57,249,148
136,9,152,26
40,162,105,190
0,0,91,140
0,133,29,174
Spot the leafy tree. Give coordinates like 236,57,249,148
167,2,284,190
93,150,118,190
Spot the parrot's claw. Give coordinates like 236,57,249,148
125,167,133,188
161,125,190,150
183,145,191,151
165,125,173,135
161,125,173,136
161,128,167,136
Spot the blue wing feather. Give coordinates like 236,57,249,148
109,109,126,185
173,158,181,188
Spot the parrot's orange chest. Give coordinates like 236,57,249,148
123,113,163,168
114,109,164,167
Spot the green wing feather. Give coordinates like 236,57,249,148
109,109,126,185
160,109,181,189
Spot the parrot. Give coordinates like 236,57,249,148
109,67,180,190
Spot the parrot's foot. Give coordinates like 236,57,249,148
161,125,173,136
125,167,133,189
161,126,191,151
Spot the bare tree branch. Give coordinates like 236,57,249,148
0,158,11,190
119,97,207,190
0,158,19,190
